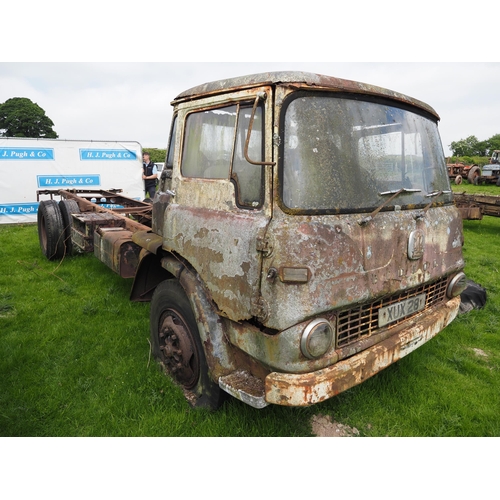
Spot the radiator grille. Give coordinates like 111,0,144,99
336,278,449,348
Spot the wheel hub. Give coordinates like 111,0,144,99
158,313,199,389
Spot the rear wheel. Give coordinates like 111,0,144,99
150,279,225,410
37,200,65,260
58,199,80,256
467,166,480,185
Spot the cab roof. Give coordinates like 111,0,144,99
172,71,439,119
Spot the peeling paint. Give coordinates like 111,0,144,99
41,72,467,409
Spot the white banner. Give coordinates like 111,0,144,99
0,138,144,224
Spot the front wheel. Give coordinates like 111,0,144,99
150,279,225,410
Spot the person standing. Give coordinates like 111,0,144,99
142,152,158,199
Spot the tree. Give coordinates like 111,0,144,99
144,148,167,163
449,133,500,158
483,134,500,156
0,97,58,138
449,135,483,156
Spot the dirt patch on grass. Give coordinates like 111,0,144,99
311,414,360,437
472,348,488,358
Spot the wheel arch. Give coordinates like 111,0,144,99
130,249,173,302
159,254,237,380
132,247,237,379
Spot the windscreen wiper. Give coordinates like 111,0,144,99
359,188,421,225
413,189,453,217
378,188,422,196
425,189,451,198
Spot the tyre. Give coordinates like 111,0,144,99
467,166,480,185
58,199,80,256
459,279,487,314
150,279,226,410
37,199,66,260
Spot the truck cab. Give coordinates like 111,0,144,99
133,72,466,409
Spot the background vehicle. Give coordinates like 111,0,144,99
465,151,500,186
447,162,474,184
37,72,467,410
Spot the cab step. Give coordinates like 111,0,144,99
218,371,269,409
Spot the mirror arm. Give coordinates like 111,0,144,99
244,93,276,167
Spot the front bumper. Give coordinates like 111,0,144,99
264,296,460,406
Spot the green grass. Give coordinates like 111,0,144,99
1,218,499,437
452,180,500,196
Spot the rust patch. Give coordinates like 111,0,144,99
264,297,460,406
164,204,269,321
219,370,265,398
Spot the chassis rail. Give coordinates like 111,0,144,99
37,188,153,232
37,189,153,278
454,192,500,219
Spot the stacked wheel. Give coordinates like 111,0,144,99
37,200,66,260
58,199,80,256
37,199,80,260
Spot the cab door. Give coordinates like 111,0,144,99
163,87,273,322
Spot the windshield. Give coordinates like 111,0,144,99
281,93,452,213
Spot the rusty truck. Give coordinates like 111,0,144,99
36,71,467,410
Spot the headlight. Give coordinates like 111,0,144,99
300,318,335,359
447,272,467,298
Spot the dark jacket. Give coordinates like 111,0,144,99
143,162,157,189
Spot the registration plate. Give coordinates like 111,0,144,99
378,293,426,327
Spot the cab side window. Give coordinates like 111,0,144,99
233,105,263,207
182,105,237,179
181,102,264,208
166,115,177,169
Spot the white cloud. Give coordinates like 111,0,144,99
1,62,499,154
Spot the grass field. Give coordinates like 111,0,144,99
1,192,499,437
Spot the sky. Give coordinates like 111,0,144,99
2,1,498,159
1,61,499,157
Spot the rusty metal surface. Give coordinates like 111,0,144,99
218,371,268,408
458,207,483,220
264,296,460,406
160,256,241,380
40,189,152,233
226,277,450,374
173,71,439,120
94,227,141,278
71,212,126,252
447,163,473,179
259,204,464,331
163,202,270,321
159,74,466,410
132,230,164,254
454,192,500,218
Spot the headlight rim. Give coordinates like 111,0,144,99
447,271,467,298
300,318,335,360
